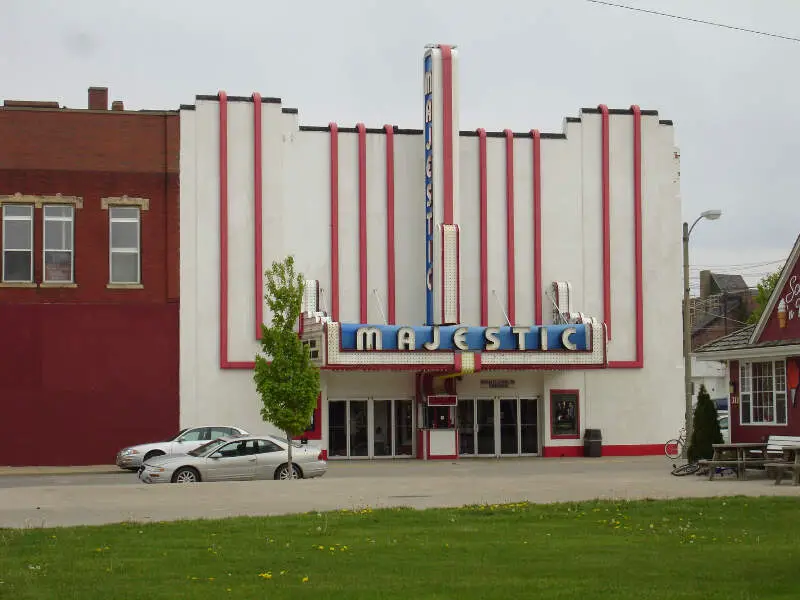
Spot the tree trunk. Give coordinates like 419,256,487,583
285,430,293,480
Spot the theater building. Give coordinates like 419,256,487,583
179,45,683,459
0,87,180,466
695,234,800,443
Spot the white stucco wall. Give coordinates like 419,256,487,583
179,92,682,451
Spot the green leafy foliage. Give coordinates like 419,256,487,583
747,270,782,324
688,384,723,462
253,256,320,451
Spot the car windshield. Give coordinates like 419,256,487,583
188,438,228,457
166,429,188,442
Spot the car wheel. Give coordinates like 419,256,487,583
275,464,302,480
172,467,200,484
143,450,165,462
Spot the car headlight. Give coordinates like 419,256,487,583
121,449,140,456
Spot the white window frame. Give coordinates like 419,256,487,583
42,204,75,283
108,206,141,284
739,360,788,426
1,204,34,283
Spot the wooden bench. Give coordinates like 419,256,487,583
765,435,800,457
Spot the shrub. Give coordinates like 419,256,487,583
688,384,723,462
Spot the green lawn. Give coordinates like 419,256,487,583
1,496,798,599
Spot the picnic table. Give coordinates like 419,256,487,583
765,445,800,486
701,443,769,481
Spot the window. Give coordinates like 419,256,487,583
740,360,787,425
177,428,207,442
109,206,140,284
2,204,34,282
43,205,74,282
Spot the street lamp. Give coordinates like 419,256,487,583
683,209,722,445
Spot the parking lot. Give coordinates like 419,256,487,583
1,456,798,529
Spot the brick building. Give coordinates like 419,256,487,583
689,271,756,350
0,87,180,466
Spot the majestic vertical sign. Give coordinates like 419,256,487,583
424,53,435,326
423,45,460,327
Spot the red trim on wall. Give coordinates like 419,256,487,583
217,92,255,370
549,388,580,440
384,124,396,324
294,393,322,441
329,123,340,322
252,93,264,340
541,444,662,458
504,129,516,325
218,91,230,368
474,352,482,372
477,128,488,327
357,123,368,323
607,106,644,369
530,129,542,325
440,44,454,225
598,104,611,340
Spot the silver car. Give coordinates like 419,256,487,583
116,426,249,470
137,435,327,484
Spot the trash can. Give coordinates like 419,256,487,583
583,428,602,458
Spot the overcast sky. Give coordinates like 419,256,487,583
3,0,799,293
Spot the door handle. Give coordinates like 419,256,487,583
248,458,256,462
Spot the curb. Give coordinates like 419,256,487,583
0,466,122,477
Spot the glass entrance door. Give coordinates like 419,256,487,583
328,398,414,459
499,398,519,455
520,398,539,454
476,399,495,455
458,397,540,457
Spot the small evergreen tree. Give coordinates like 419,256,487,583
688,384,723,462
253,255,320,480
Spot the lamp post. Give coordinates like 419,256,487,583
683,209,722,445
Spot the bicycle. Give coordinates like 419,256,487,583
664,428,687,460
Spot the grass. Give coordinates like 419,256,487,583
0,496,798,599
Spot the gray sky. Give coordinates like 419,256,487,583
3,0,799,294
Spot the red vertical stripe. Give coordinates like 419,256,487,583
440,45,454,225
218,91,230,368
455,225,461,323
218,92,256,370
530,129,542,325
608,106,644,369
631,105,644,365
329,123,340,322
252,93,264,340
504,129,516,325
357,123,368,323
384,124,396,324
598,104,611,339
477,128,488,327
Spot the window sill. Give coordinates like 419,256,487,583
0,282,36,288
107,283,144,290
40,282,78,288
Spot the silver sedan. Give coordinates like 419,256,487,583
137,435,327,484
116,426,249,470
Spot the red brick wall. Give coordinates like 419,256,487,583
0,107,180,466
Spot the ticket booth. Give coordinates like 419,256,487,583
417,394,458,459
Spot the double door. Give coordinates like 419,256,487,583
457,397,539,457
328,398,414,459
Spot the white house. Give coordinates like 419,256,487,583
179,45,683,460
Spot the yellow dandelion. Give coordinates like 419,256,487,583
302,576,309,583
258,572,273,580
208,577,215,581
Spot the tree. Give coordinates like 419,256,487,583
687,384,723,462
747,270,782,324
253,255,320,480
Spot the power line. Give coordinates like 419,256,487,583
689,259,787,269
583,0,800,44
